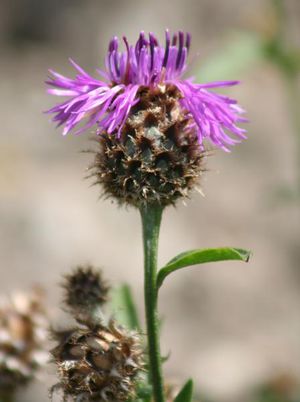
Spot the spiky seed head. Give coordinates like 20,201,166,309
63,266,109,326
91,85,207,207
0,287,48,393
51,320,143,402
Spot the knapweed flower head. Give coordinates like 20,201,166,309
46,30,247,206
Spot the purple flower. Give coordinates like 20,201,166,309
46,30,247,151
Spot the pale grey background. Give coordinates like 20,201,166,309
0,0,299,401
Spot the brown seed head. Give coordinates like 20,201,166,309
51,320,143,401
90,84,207,207
63,266,109,325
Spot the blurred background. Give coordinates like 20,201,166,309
0,0,300,401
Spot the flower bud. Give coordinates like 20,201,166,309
63,265,109,326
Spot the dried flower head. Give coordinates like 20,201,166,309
51,320,143,402
46,30,247,206
63,265,109,325
0,287,48,393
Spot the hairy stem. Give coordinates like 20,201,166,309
140,204,165,402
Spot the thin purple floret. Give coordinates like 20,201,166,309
46,30,247,150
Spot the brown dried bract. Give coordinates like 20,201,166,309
51,320,143,402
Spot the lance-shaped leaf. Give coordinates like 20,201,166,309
174,379,194,402
157,247,251,289
109,284,140,330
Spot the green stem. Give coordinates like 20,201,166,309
140,204,165,402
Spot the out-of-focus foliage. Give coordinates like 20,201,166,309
197,0,300,83
252,374,300,402
174,379,194,402
110,284,141,331
197,0,300,203
197,32,264,82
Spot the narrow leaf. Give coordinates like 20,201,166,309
109,284,140,330
174,379,194,402
157,247,251,289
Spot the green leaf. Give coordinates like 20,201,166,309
157,247,251,289
109,284,140,330
174,379,194,402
